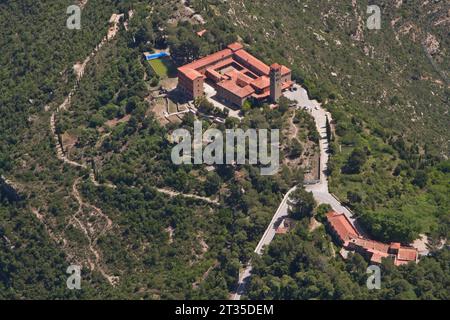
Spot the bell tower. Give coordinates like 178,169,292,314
270,63,282,103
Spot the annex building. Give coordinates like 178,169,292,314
177,42,293,107
326,211,418,266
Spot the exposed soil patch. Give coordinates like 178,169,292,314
309,217,322,232
70,178,118,286
282,109,320,181
149,97,170,125
104,114,131,128
166,226,175,244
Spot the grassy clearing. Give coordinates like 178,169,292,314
149,57,177,78
168,99,178,114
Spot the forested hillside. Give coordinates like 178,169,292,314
189,0,449,299
0,0,118,299
189,0,449,242
247,219,450,300
191,0,449,151
0,0,304,299
0,0,448,300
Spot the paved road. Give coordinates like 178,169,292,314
254,187,298,255
232,186,297,300
232,84,362,300
284,85,360,225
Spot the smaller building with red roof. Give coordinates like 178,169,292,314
326,211,360,245
326,211,418,266
393,247,418,266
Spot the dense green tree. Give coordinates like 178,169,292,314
204,172,221,196
412,170,428,189
288,188,316,219
343,148,367,174
289,139,303,159
325,116,332,143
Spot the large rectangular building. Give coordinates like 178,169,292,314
177,43,293,106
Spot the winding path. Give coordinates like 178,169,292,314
233,185,297,300
49,12,217,207
232,83,360,300
285,85,361,228
71,178,119,286
156,188,219,205
43,13,125,286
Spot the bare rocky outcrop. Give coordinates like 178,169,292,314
423,33,440,56
77,0,89,9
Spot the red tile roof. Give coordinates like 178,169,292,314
268,63,291,76
225,69,254,85
276,226,288,234
351,237,390,253
178,42,292,102
390,242,401,250
326,213,419,267
205,68,224,82
370,251,390,264
251,75,270,90
179,68,204,81
394,248,418,266
234,49,271,75
251,90,270,99
179,48,233,72
217,80,255,98
326,211,360,242
206,57,236,72
281,65,291,75
271,63,282,71
397,247,417,262
227,42,244,52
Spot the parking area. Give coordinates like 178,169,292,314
283,84,321,111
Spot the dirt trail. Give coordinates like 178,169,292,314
156,188,219,205
44,10,218,284
71,178,118,285
73,12,124,80
31,207,68,248
49,11,217,205
51,113,87,168
43,13,126,286
51,13,125,169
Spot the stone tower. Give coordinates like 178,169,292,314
270,63,282,103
